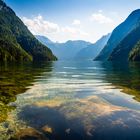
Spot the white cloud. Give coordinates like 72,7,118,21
62,26,88,36
72,19,81,25
90,12,114,24
22,15,60,35
21,15,88,42
98,10,103,13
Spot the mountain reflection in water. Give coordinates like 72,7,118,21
1,61,140,140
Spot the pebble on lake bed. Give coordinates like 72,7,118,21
65,128,71,134
42,125,53,134
13,127,48,140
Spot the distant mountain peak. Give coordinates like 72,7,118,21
36,35,53,44
75,33,110,60
36,35,93,60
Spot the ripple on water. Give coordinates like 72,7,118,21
1,61,140,140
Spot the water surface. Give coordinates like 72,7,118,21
1,61,140,140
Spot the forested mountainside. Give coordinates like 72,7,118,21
0,0,57,61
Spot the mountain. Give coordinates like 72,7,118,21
36,35,53,44
36,35,92,60
109,22,140,61
129,41,140,61
75,33,110,60
0,0,57,61
95,9,140,61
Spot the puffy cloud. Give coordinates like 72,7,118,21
90,12,114,24
21,15,88,40
22,15,60,35
72,19,81,25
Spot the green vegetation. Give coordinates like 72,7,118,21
0,0,57,62
109,23,140,61
119,86,140,102
129,41,140,61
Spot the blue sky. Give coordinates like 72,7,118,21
5,0,140,43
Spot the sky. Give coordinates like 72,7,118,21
4,0,140,43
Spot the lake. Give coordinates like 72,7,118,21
1,60,140,140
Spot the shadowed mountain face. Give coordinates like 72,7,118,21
75,33,110,60
95,9,140,61
0,0,57,62
108,23,140,61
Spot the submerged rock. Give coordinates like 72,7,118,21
65,128,71,134
42,125,53,134
11,127,49,140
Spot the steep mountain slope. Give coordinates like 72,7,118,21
129,41,140,61
75,34,110,60
95,9,140,61
0,0,57,61
109,23,140,61
36,35,92,60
